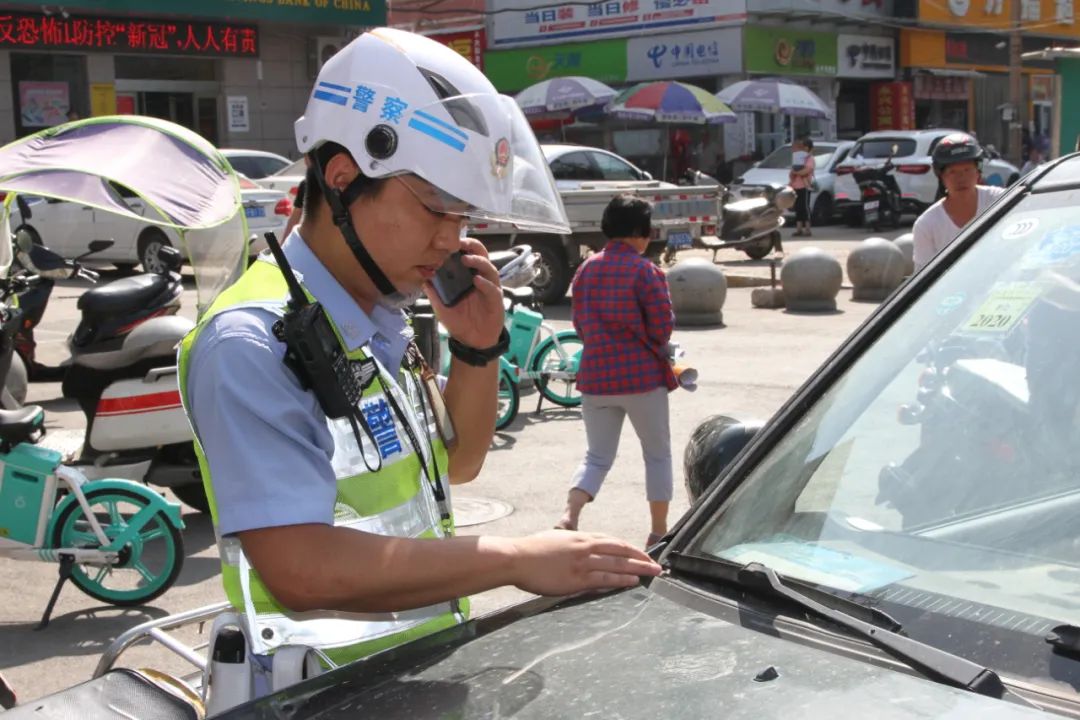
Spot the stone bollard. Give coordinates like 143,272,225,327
893,232,915,277
847,237,907,302
668,258,727,326
780,247,842,312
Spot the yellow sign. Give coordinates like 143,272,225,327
90,83,116,117
919,0,1079,38
963,282,1041,333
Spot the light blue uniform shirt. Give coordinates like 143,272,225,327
186,230,414,537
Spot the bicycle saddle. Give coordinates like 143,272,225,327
0,406,44,447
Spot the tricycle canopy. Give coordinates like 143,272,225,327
0,115,249,314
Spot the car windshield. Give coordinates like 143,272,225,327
757,144,837,170
229,155,289,179
852,138,917,158
690,176,1080,687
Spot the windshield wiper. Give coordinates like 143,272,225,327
667,553,1036,706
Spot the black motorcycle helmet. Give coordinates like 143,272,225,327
932,133,985,175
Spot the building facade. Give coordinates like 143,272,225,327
479,0,895,177
0,1,381,156
896,0,1079,158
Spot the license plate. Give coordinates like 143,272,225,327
863,200,879,211
245,205,266,219
667,232,692,249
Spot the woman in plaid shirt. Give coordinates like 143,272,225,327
556,194,678,548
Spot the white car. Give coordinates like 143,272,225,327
729,141,854,225
542,144,667,190
10,176,292,271
258,145,668,207
833,129,1021,218
261,157,306,197
221,149,292,180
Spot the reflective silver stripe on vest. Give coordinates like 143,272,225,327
239,552,454,656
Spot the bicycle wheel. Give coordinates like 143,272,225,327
495,370,519,431
51,487,184,606
529,333,583,408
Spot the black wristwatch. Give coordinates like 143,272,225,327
447,328,510,367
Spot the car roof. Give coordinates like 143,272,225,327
853,129,960,141
542,144,623,160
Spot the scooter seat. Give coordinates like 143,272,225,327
0,406,44,446
488,250,519,271
77,274,170,315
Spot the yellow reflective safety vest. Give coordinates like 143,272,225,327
178,259,467,667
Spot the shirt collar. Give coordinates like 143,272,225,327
279,230,412,359
606,241,640,254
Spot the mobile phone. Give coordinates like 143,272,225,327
431,251,477,307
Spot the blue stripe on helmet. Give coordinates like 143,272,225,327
318,81,352,93
314,90,348,106
413,110,469,140
408,119,466,152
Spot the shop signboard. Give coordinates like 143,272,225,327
0,11,259,57
483,39,627,91
943,32,1070,67
918,0,1077,39
837,33,896,78
19,81,70,128
426,29,485,69
626,27,742,80
913,74,969,100
756,0,893,11
870,81,915,130
744,25,837,76
489,0,746,48
52,1,384,27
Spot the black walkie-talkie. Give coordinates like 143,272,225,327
263,232,362,419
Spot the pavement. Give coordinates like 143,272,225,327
0,224,909,703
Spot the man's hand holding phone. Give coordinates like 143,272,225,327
424,237,504,350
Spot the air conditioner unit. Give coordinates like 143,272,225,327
315,36,343,69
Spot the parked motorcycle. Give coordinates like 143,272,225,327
9,209,127,383
9,234,206,511
854,155,903,231
661,183,794,265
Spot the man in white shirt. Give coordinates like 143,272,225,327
912,133,1006,270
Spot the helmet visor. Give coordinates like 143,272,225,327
369,92,569,234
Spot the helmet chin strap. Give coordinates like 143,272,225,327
309,151,406,303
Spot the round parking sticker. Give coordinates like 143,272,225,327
937,292,966,315
1025,225,1080,267
1003,218,1039,240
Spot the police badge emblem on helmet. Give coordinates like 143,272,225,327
493,137,510,178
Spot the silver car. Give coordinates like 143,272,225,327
729,141,854,226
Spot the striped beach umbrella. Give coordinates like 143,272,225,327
605,81,737,124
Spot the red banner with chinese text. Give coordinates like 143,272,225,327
0,11,258,57
426,29,485,70
871,82,915,131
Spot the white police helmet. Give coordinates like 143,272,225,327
295,28,569,235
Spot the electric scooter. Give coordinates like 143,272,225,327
12,228,205,512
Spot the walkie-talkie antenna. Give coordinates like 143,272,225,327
263,232,309,309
